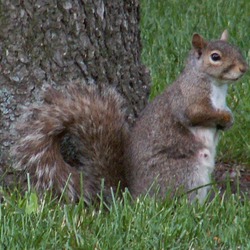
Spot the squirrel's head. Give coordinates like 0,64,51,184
191,30,248,83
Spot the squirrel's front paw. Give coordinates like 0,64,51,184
217,111,234,130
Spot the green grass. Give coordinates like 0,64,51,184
0,187,249,249
140,0,250,164
1,1,250,249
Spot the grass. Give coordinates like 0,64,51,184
0,187,249,249
1,0,250,249
140,0,250,164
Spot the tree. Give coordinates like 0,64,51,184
0,0,150,183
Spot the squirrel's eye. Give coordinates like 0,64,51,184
211,53,221,61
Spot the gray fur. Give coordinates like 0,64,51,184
12,31,248,203
126,31,247,202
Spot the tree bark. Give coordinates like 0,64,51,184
0,0,151,176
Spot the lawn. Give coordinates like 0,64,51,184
0,187,249,249
1,0,250,249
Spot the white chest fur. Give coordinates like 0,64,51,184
188,82,229,201
210,82,228,110
190,81,228,148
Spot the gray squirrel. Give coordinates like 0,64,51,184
12,31,248,203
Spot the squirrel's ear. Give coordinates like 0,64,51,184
192,34,207,51
220,30,229,41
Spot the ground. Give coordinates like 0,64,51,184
214,162,250,198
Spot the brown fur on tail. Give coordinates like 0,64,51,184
11,84,128,203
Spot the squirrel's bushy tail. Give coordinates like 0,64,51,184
11,84,128,203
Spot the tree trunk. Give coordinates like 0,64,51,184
0,0,151,179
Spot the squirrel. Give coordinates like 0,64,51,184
126,30,248,201
11,30,248,203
